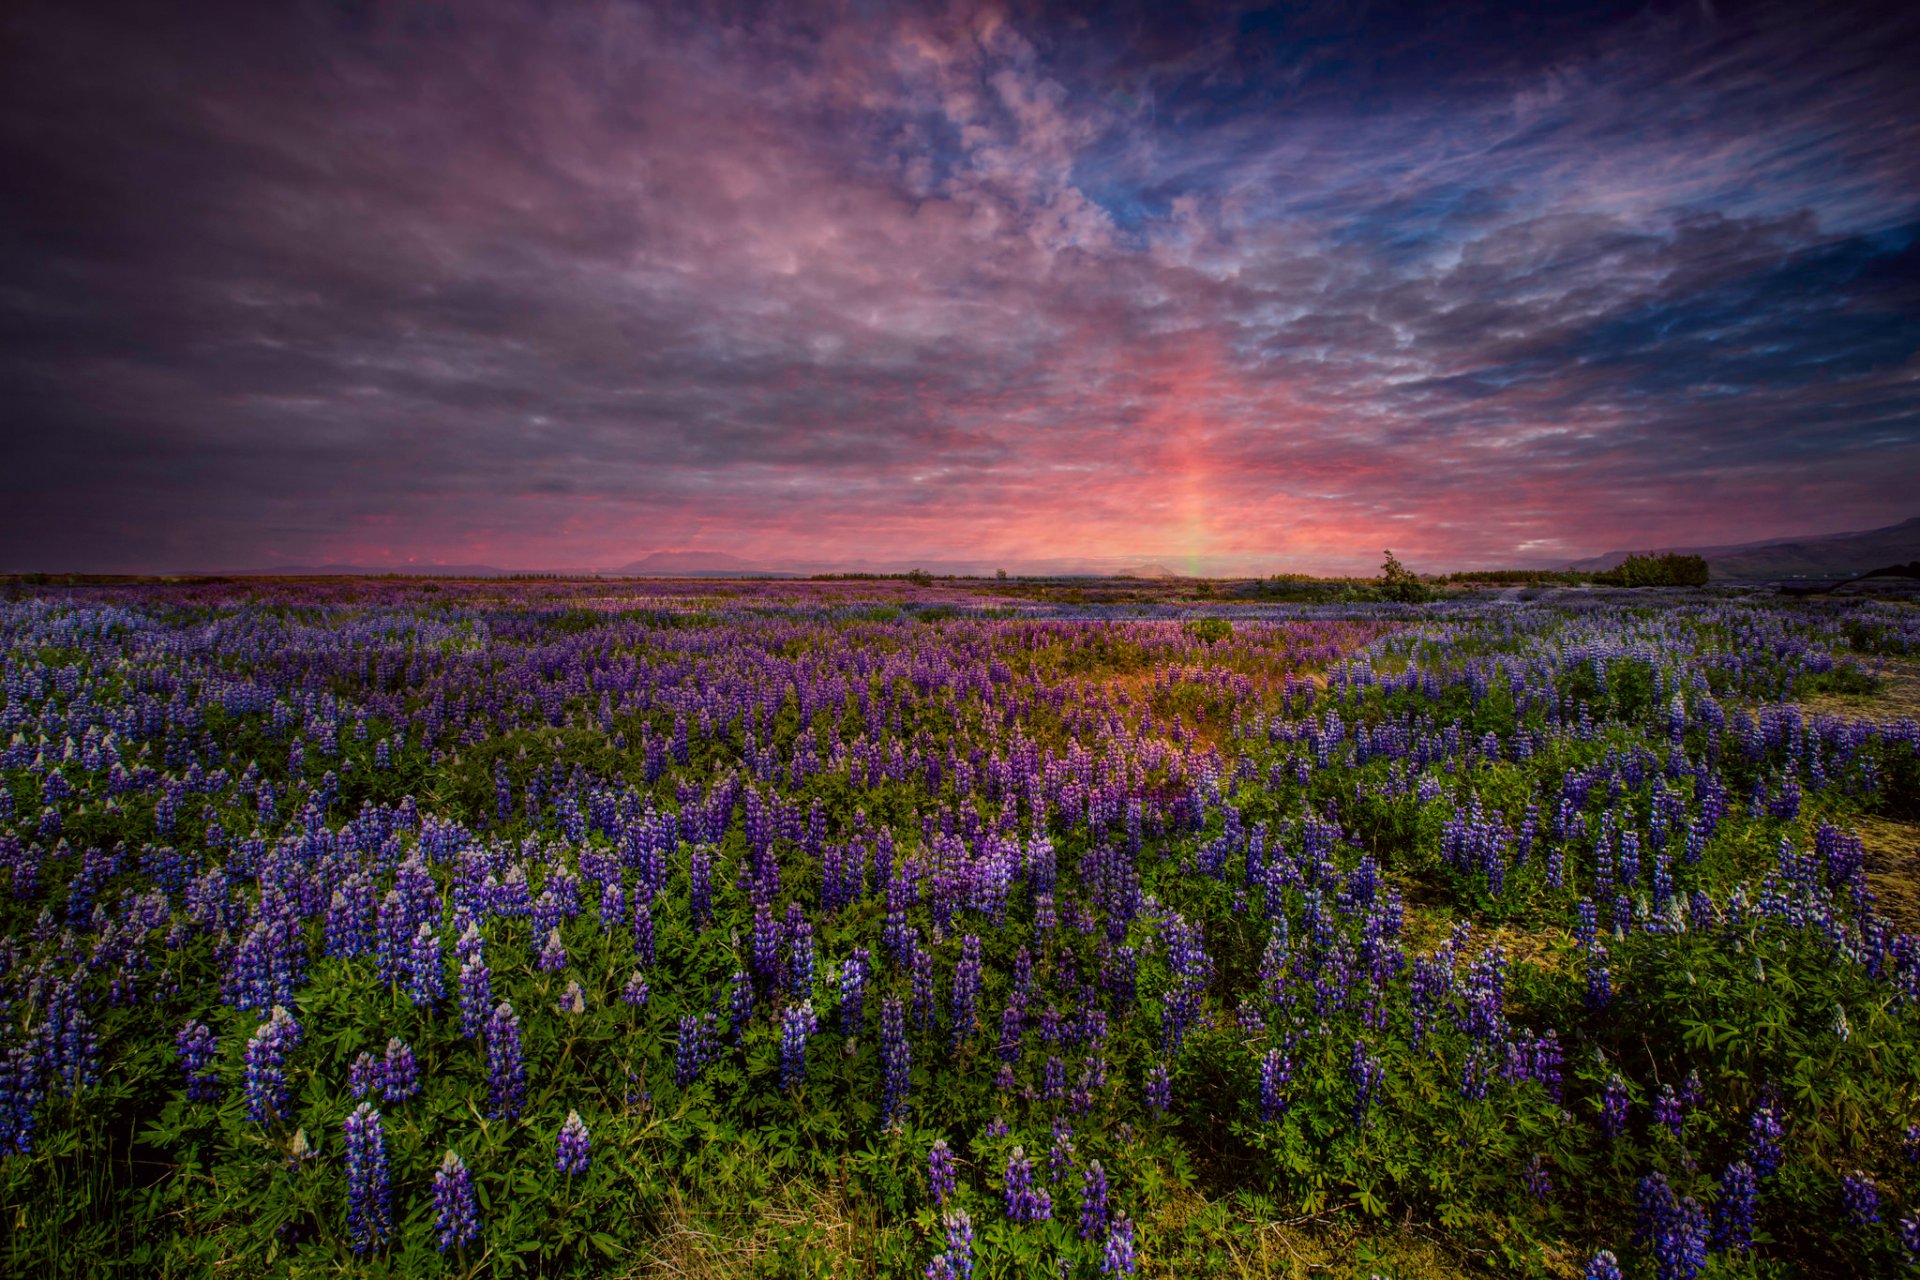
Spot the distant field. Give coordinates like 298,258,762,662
1,580,1918,1277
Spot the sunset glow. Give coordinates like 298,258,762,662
1,0,1915,572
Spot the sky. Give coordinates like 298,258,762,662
1,0,1917,575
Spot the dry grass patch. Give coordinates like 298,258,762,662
1800,656,1920,724
1850,813,1920,931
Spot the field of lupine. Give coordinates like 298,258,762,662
2,578,1920,1278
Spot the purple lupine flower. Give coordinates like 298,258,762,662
243,1005,300,1124
1103,1214,1137,1275
1042,1055,1067,1102
779,1001,816,1091
728,969,755,1043
631,891,655,967
537,927,568,973
457,956,492,1040
174,1019,219,1102
434,1150,481,1251
1600,1072,1630,1140
787,912,815,997
1145,1063,1171,1114
555,1108,591,1175
348,1050,381,1100
0,1046,44,1155
405,922,444,1007
674,1012,718,1088
484,1001,526,1120
1523,1154,1552,1202
1747,1103,1784,1179
1348,1039,1382,1131
1003,1146,1051,1222
839,947,869,1033
928,1137,957,1207
344,1103,391,1254
1581,1251,1623,1280
623,970,650,1007
1903,1122,1919,1165
950,935,983,1053
1714,1160,1756,1254
1259,1048,1291,1123
1585,946,1612,1010
381,1038,419,1103
1654,1084,1682,1139
1899,1214,1919,1266
1636,1173,1708,1280
1079,1159,1109,1240
932,1209,975,1280
880,996,911,1125
689,844,713,929
1047,1121,1076,1184
1840,1170,1879,1227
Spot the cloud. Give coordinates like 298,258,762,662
0,0,1915,572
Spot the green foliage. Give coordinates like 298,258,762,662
1600,553,1711,588
1183,617,1233,646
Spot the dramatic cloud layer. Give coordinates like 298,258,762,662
2,0,1916,572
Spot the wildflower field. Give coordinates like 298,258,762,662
2,578,1919,1279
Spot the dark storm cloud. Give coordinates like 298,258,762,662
0,0,1915,572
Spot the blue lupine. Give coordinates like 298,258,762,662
0,1046,44,1155
243,1006,299,1124
1653,1084,1682,1139
1747,1103,1784,1178
458,956,492,1039
1259,1048,1291,1123
779,1001,816,1091
344,1103,391,1254
1600,1072,1629,1140
839,947,870,1033
1840,1170,1879,1226
1103,1214,1137,1275
930,1209,975,1280
1348,1038,1382,1131
1637,1173,1707,1280
928,1137,957,1207
1523,1154,1551,1202
1145,1063,1171,1114
1714,1160,1756,1253
555,1108,591,1175
1079,1158,1109,1240
174,1020,219,1102
673,1012,718,1088
880,996,911,1125
348,1050,381,1100
484,1001,526,1120
405,922,444,1006
950,934,982,1052
1003,1146,1051,1222
381,1038,419,1102
1581,1251,1623,1280
631,892,655,967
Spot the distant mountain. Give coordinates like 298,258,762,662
1568,516,1920,580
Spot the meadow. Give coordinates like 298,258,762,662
1,578,1918,1278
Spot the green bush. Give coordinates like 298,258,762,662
1602,553,1709,588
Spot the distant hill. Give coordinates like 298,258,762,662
223,563,516,577
1569,516,1920,580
